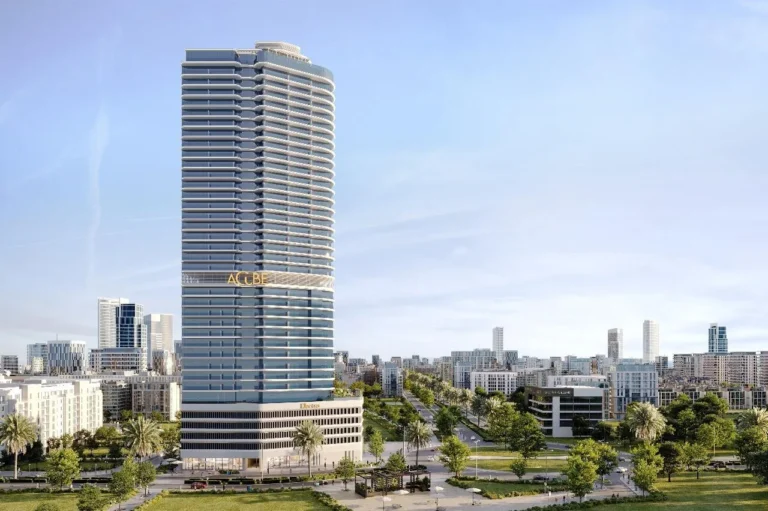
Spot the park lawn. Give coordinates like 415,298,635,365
598,471,768,511
0,492,79,510
363,411,400,441
473,457,568,473
474,447,569,457
144,491,332,510
448,478,567,498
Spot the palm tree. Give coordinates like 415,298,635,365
404,420,432,469
122,415,162,459
0,414,37,479
294,421,324,477
625,402,667,443
737,407,768,433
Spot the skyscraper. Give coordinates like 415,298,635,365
98,298,130,348
708,323,728,353
180,42,362,471
145,313,174,353
492,326,504,362
607,328,623,363
643,320,659,363
116,304,148,369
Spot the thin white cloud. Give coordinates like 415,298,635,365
85,107,109,288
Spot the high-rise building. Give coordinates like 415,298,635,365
98,298,130,348
492,326,504,362
371,354,381,367
145,313,174,353
607,328,623,363
643,320,660,363
27,343,48,373
180,42,361,472
611,363,658,417
708,323,728,353
116,304,148,369
47,340,86,375
0,356,19,374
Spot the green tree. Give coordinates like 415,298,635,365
511,412,546,459
680,442,710,479
385,451,407,473
631,442,663,471
0,413,37,479
570,439,617,488
94,425,121,446
625,402,667,443
632,459,659,495
108,469,135,511
438,435,471,477
73,430,92,456
34,504,60,511
367,429,384,463
697,417,735,456
120,410,134,423
293,420,324,477
27,439,45,463
510,458,527,480
658,441,682,482
46,448,80,490
734,426,767,469
471,395,486,426
160,423,180,458
565,456,597,502
509,387,529,413
150,411,165,423
692,393,728,422
335,456,356,490
60,433,74,449
108,442,123,459
474,386,487,397
675,409,698,441
572,416,592,437
591,421,616,442
487,402,518,450
421,389,435,408
122,415,163,459
404,420,431,468
135,461,156,496
77,484,107,511
435,407,459,439
737,408,768,434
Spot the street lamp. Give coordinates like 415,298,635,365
471,437,479,480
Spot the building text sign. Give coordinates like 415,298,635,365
227,272,269,286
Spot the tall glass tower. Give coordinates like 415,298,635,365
708,323,728,353
180,42,362,471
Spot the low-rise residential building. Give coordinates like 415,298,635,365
1,356,19,374
128,375,180,420
470,371,519,395
526,386,607,437
611,363,658,418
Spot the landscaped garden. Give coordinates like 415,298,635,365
0,493,80,511
141,490,341,510
472,456,569,473
447,476,567,498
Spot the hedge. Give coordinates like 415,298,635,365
523,492,667,510
446,477,568,499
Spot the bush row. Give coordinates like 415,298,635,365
134,490,169,510
446,477,567,499
524,492,667,510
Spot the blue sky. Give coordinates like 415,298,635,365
2,0,768,362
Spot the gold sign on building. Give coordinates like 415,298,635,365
227,272,269,286
300,403,321,409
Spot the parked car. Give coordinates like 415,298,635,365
532,475,547,482
191,482,208,490
615,467,627,473
619,457,628,462
709,461,726,469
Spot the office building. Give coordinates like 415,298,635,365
117,304,148,362
547,374,608,388
470,370,518,396
655,355,669,379
371,355,381,367
643,320,660,363
152,350,175,375
611,364,658,417
27,343,49,373
180,42,361,471
502,350,518,369
453,363,472,389
390,357,403,368
379,362,403,398
145,313,174,353
526,386,606,437
0,377,102,443
607,328,623,363
47,340,86,375
492,327,504,362
1,356,19,374
98,298,130,348
334,351,349,365
90,348,146,373
708,324,728,354
101,380,131,422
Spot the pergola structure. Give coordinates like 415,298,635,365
354,468,431,497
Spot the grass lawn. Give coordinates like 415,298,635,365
448,478,567,498
473,457,568,473
363,411,401,441
598,471,768,511
0,493,79,510
144,491,332,510
4,460,121,472
474,447,569,457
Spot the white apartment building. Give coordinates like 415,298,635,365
379,363,403,398
451,349,498,371
47,340,86,375
470,371,519,395
611,364,658,417
695,353,727,383
547,374,608,388
90,348,147,373
151,350,175,375
727,352,759,387
144,313,174,353
673,354,695,379
0,377,102,443
643,320,660,364
492,327,504,362
98,297,129,349
761,352,768,387
128,375,181,420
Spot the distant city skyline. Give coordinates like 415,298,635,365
3,2,768,360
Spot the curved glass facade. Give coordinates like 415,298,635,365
181,43,336,409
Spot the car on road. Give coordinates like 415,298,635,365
709,461,726,469
615,467,627,473
619,457,628,462
190,482,207,490
532,475,547,482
